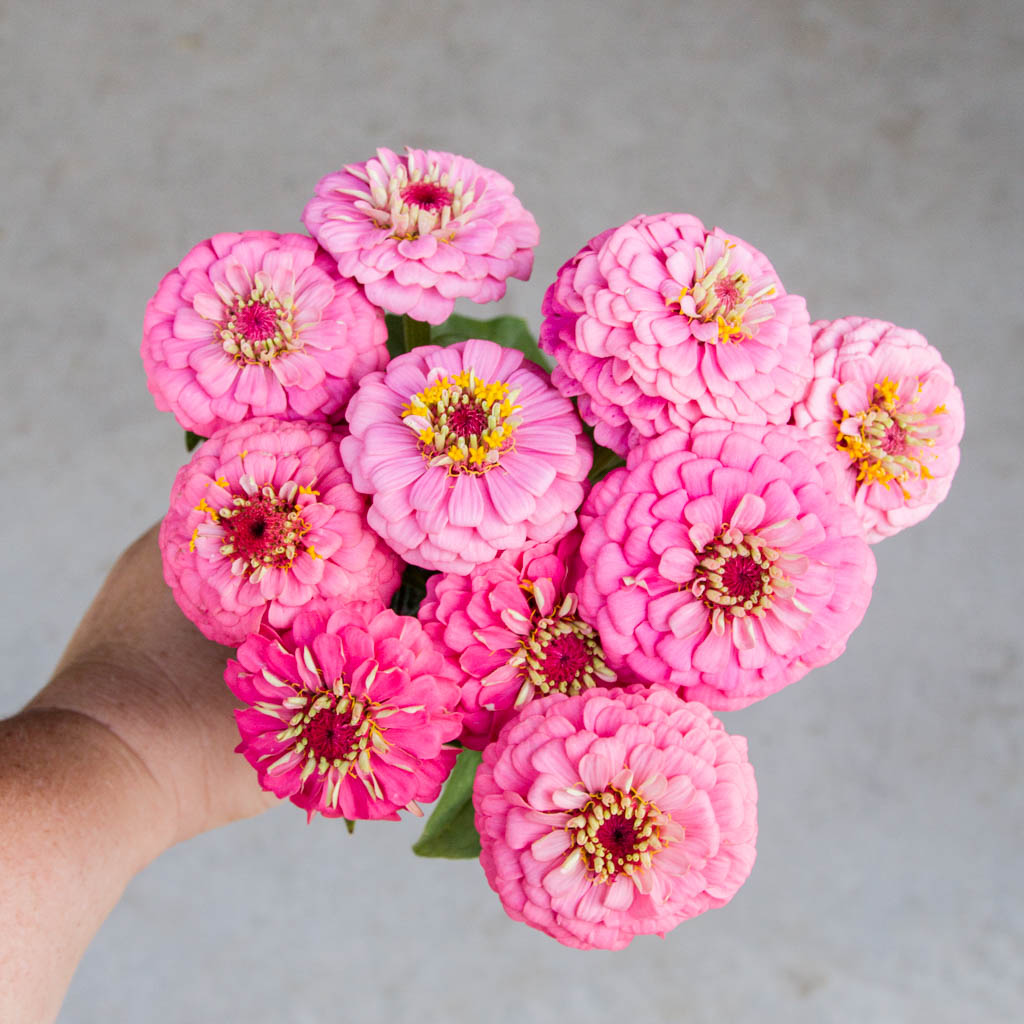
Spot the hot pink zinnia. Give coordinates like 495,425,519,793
539,213,813,456
226,604,462,820
341,338,592,574
159,417,402,646
141,231,388,436
577,420,876,710
791,317,965,542
418,532,635,750
302,148,539,325
474,687,758,950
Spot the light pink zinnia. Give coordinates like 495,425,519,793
577,420,876,710
341,338,592,574
226,604,462,821
539,213,813,455
474,687,758,950
791,317,965,542
302,148,539,325
141,231,387,436
159,417,402,646
418,532,636,750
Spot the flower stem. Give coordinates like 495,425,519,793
402,315,432,352
588,445,626,484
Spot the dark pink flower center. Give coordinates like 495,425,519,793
290,680,385,790
595,815,640,861
305,709,358,762
234,301,279,341
224,498,295,563
512,598,616,706
447,404,489,440
218,287,300,364
402,371,522,475
692,525,781,620
538,632,591,685
215,488,312,578
400,181,454,211
568,786,663,884
719,554,764,600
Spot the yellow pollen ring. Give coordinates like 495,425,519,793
833,376,946,494
403,369,523,475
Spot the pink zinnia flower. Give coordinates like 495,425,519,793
792,317,965,542
539,213,813,455
418,532,635,750
141,231,387,436
302,148,539,324
341,338,592,574
577,420,876,710
474,687,758,950
226,604,462,820
159,417,402,645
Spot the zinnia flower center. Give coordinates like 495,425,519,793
500,590,617,709
285,683,386,787
234,301,278,341
208,481,314,582
834,377,945,496
691,523,785,632
218,281,301,364
401,370,523,474
368,160,473,240
674,239,776,343
304,706,359,762
566,786,664,884
400,180,455,211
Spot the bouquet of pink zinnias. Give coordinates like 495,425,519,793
141,147,964,951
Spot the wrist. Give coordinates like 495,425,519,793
0,707,173,1023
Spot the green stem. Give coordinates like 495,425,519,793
402,315,432,352
588,445,626,484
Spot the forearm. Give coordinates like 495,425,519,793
0,707,171,1024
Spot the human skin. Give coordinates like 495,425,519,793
0,525,276,1022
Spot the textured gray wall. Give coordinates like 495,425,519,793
1,1,1021,1021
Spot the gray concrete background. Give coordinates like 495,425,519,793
1,1,1021,1021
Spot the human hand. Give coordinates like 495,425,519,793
1,525,279,1022
29,522,277,846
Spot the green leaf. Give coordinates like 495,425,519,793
431,313,551,370
384,313,406,360
184,431,206,453
588,440,626,483
344,818,356,835
412,748,483,859
389,562,438,617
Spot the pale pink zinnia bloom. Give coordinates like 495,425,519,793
418,532,636,750
577,420,876,710
341,338,592,574
141,231,387,436
302,148,539,325
540,213,813,455
159,417,402,646
791,317,965,542
474,687,758,950
226,604,462,821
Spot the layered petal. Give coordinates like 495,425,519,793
341,339,592,573
141,231,388,434
159,417,402,645
791,317,965,542
474,687,758,949
303,148,539,325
